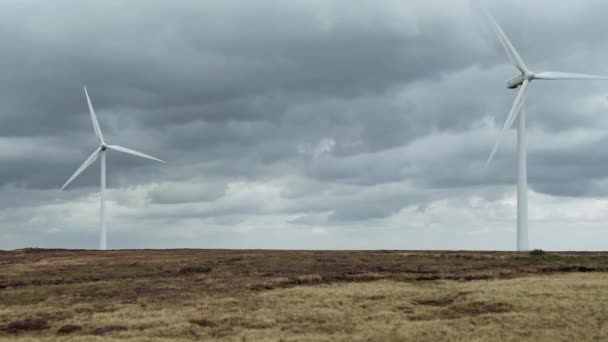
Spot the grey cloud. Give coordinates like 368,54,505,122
148,181,227,204
1,0,608,250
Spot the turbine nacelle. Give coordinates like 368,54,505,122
506,73,535,89
506,74,525,89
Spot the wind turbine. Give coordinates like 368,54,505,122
60,86,165,250
484,12,608,251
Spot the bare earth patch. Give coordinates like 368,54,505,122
91,325,128,336
57,324,82,334
5,318,50,333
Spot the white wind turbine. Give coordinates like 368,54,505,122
60,86,165,250
484,12,608,251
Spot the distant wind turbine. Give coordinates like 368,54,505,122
484,12,608,251
60,86,165,250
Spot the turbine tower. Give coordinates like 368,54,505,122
484,12,608,251
60,86,165,250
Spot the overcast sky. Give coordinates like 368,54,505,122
2,0,608,250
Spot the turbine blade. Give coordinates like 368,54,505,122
485,10,528,74
534,71,608,80
59,147,102,191
485,79,530,167
106,144,165,163
84,85,104,143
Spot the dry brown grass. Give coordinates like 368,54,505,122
0,249,607,341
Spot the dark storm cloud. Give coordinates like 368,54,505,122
0,0,496,190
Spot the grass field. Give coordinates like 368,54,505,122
1,249,607,341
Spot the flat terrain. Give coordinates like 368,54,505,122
1,249,608,341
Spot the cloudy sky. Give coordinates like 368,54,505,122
2,0,608,250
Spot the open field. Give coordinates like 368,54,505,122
0,249,608,341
